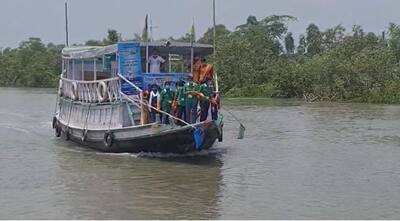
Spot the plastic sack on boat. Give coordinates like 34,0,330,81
193,128,204,150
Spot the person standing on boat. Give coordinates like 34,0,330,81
141,90,150,124
210,92,220,120
184,81,200,124
148,84,160,123
174,80,186,124
198,58,214,84
160,82,175,124
148,54,165,73
192,57,202,83
198,81,212,122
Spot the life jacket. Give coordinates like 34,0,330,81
192,62,202,83
199,64,214,83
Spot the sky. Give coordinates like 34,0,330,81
0,0,399,48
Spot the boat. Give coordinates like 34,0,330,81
52,41,224,153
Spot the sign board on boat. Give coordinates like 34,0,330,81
118,42,142,95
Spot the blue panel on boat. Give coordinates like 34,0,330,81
118,43,143,95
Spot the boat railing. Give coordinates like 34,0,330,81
60,77,121,103
117,73,146,125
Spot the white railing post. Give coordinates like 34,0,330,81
93,59,97,80
81,60,84,80
60,77,120,103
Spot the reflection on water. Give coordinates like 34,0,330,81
2,88,400,219
55,149,222,219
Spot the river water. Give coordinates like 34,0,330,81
1,87,400,219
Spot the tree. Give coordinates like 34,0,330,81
85,40,104,46
297,34,306,54
105,29,119,44
236,15,259,32
365,32,378,44
306,23,322,55
198,24,230,44
388,23,400,62
260,15,297,39
352,25,365,38
322,24,345,50
284,32,295,54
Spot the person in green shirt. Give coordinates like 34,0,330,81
184,81,199,124
160,82,175,124
199,81,212,121
174,81,186,124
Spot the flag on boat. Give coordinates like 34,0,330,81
142,14,148,41
190,18,196,46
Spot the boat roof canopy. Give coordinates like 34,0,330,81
62,41,214,59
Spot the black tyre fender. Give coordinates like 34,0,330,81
64,127,70,141
54,124,61,137
104,131,114,148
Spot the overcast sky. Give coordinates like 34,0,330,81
0,0,399,48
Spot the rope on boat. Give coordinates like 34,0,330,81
220,107,245,139
119,75,208,148
83,103,91,131
120,92,195,129
121,92,207,149
195,93,245,139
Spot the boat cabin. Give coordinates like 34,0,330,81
58,41,215,129
62,41,212,80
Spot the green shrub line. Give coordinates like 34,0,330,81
2,17,400,104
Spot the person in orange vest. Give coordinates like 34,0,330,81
198,58,214,84
192,56,202,83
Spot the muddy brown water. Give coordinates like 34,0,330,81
1,87,400,219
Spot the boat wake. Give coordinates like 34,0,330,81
95,148,225,159
0,123,32,135
0,111,32,119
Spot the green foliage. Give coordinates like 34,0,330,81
198,24,230,44
0,37,62,87
3,17,400,105
211,16,400,104
297,34,306,54
388,23,400,62
284,32,294,54
106,29,119,44
321,24,345,51
306,23,322,55
85,29,120,46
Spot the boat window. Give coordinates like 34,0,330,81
63,54,117,81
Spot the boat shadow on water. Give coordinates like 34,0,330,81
53,140,224,219
55,137,226,164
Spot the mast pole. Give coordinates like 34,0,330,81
213,0,219,92
190,18,194,75
145,14,149,73
65,1,69,47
